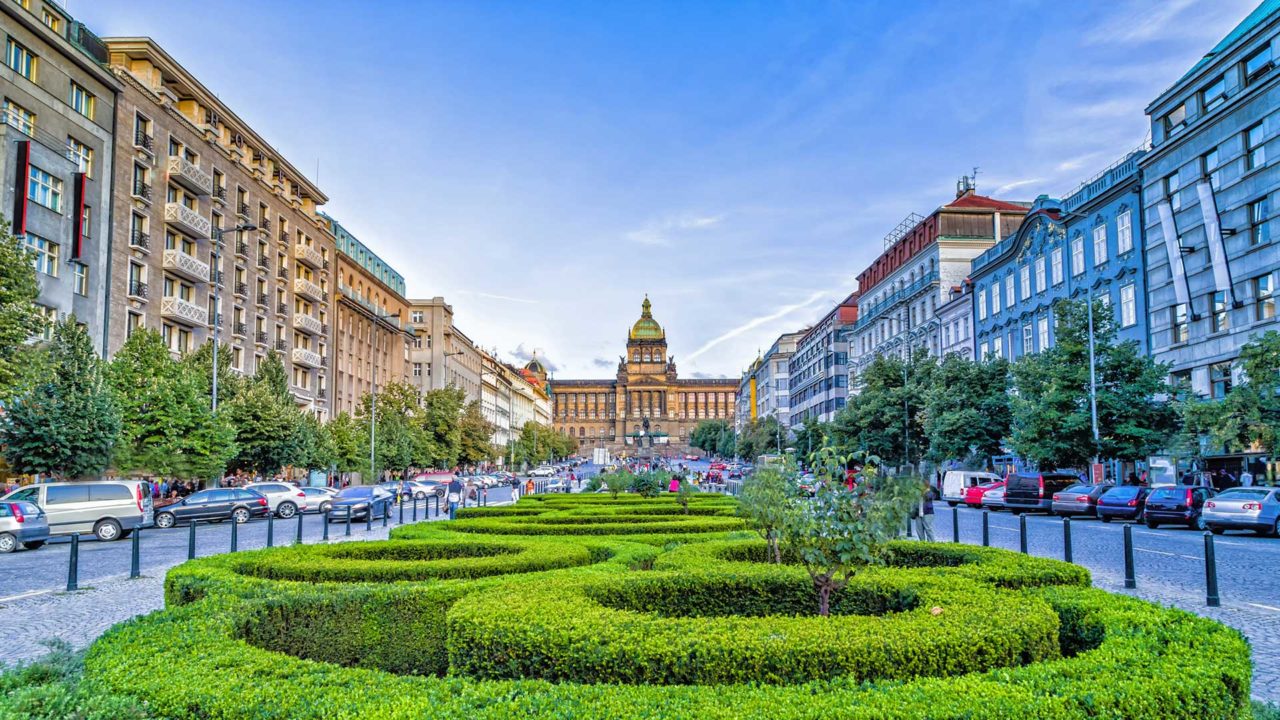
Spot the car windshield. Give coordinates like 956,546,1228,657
336,487,372,499
1149,487,1185,499
1217,489,1270,500
1104,487,1140,499
1059,484,1089,494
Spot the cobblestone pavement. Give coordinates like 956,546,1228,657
932,507,1280,702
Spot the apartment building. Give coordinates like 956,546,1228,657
102,38,336,417
788,295,858,429
327,214,413,416
480,350,514,457
407,296,483,403
1,2,117,352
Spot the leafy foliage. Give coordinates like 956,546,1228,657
737,460,798,562
0,218,43,400
923,354,1010,464
224,353,306,476
690,419,730,456
1181,331,1280,456
831,350,933,469
457,399,498,465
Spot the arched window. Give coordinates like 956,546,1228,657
633,351,641,362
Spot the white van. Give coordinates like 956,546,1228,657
1,480,154,541
940,470,1003,507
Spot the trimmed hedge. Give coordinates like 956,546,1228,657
79,494,1252,719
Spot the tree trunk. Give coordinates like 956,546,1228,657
769,534,781,564
817,582,832,616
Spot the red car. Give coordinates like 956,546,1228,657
710,462,728,471
964,481,1005,508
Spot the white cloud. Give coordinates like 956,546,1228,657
625,213,726,246
459,289,539,304
686,290,832,362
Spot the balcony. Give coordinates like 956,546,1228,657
853,270,939,331
210,270,225,286
235,240,249,258
162,249,210,282
213,186,227,204
256,293,270,308
259,218,272,233
274,338,288,352
166,156,213,195
292,347,323,369
134,129,154,153
237,202,250,218
233,322,247,337
276,302,289,316
160,296,208,327
129,231,150,252
257,256,269,270
294,277,323,301
276,266,288,280
164,203,211,239
234,281,248,297
294,313,323,335
254,330,268,346
132,181,152,203
294,243,323,268
127,281,149,300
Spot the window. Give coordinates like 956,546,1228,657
5,38,36,80
1165,172,1181,211
1210,291,1230,332
1070,236,1085,276
990,283,1000,315
1019,265,1031,300
126,311,143,339
1201,75,1227,112
410,311,423,323
1021,323,1033,356
40,8,61,31
22,233,58,276
1244,45,1274,84
1171,303,1189,344
1120,284,1136,327
1256,275,1276,321
1251,197,1271,245
1004,274,1014,307
27,166,62,212
68,82,94,119
1092,224,1108,265
72,262,87,296
1210,362,1232,399
1201,147,1220,190
66,137,93,177
992,336,1004,359
34,305,55,340
3,98,35,135
977,288,987,320
1246,122,1266,171
1116,209,1133,254
1162,103,1186,136
412,362,422,377
979,341,989,359
1037,316,1050,350
1035,256,1046,292
1051,247,1064,285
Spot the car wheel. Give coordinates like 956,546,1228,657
1100,515,1112,523
1145,519,1159,529
276,502,297,519
22,540,45,550
1272,518,1280,538
1192,515,1207,531
435,488,446,498
1210,526,1225,535
319,501,332,514
0,532,16,553
156,512,176,529
232,508,250,524
94,519,123,542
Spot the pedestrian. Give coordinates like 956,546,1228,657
510,476,521,502
914,482,936,542
1241,466,1255,487
447,476,463,520
669,475,681,493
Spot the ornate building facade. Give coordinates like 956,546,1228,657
551,297,737,455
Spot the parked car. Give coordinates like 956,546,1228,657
153,488,270,528
0,501,50,553
326,486,395,523
982,486,1007,511
1051,483,1114,517
941,471,1004,507
410,473,452,498
1096,485,1152,523
1204,487,1280,536
1004,472,1080,514
2,480,154,541
963,481,1005,508
243,482,308,518
1145,485,1215,530
300,486,338,514
530,466,556,478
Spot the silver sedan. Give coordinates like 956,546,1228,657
1203,487,1280,536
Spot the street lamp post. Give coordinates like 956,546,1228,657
211,223,257,414
1086,295,1101,472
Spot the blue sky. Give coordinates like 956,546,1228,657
81,0,1257,378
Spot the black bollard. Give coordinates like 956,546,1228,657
230,516,239,552
952,506,960,543
1063,516,1073,563
382,504,388,528
322,513,330,541
1123,523,1136,589
366,508,372,533
296,511,304,544
1204,531,1220,607
483,488,488,507
130,528,141,579
188,521,197,560
266,513,275,547
399,499,405,525
345,510,352,536
1019,514,1028,554
413,497,419,522
981,510,990,547
66,533,79,591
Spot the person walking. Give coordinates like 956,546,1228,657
510,476,521,502
914,482,936,542
1241,466,1255,487
447,476,463,520
669,474,681,493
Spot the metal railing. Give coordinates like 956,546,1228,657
853,270,939,331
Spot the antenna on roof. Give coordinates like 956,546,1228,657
956,167,979,198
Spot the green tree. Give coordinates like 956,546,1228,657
923,355,1010,466
296,412,338,473
781,448,920,616
738,459,798,563
831,350,933,470
224,354,306,476
458,399,498,465
420,386,466,468
328,412,367,476
791,420,831,464
715,426,737,458
1009,298,1176,469
2,318,120,479
1180,331,1280,455
690,419,730,456
181,340,244,407
0,218,43,399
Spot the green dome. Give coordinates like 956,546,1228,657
629,296,665,340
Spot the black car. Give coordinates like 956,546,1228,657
154,489,270,528
1144,485,1215,530
1004,472,1080,514
1096,485,1153,523
326,486,395,523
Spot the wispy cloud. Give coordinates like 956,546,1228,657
460,290,539,305
591,357,614,368
686,290,831,362
993,178,1043,195
508,343,559,372
625,213,726,246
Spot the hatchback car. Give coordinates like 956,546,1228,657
1096,485,1152,523
1204,487,1280,536
243,482,308,518
153,488,270,528
982,486,1007,511
326,486,394,523
300,486,338,514
1004,472,1080,514
0,501,50,553
963,481,1005,508
1145,485,1215,530
1051,483,1114,517
2,480,154,541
